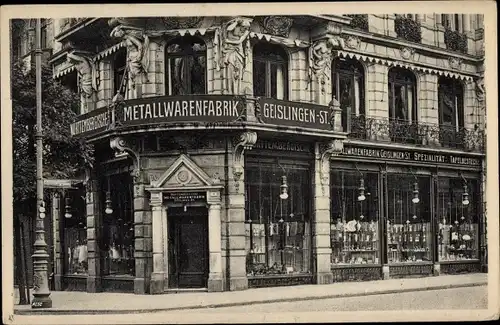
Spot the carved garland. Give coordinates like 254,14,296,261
318,140,344,194
232,131,258,193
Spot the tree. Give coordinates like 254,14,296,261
12,60,94,303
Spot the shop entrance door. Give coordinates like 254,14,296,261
168,207,209,288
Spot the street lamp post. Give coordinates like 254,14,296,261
31,18,52,309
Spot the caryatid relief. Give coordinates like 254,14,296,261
308,36,344,92
215,17,252,95
110,25,151,88
67,51,98,110
476,76,485,102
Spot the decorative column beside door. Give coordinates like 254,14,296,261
150,192,165,294
207,190,223,292
86,169,102,292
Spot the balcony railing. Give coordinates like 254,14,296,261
347,114,485,152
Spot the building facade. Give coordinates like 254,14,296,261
14,14,487,294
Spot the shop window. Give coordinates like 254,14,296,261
245,160,311,276
165,36,207,96
113,49,127,96
101,172,135,276
388,68,418,144
386,174,432,263
330,171,380,265
332,58,365,134
63,190,88,275
253,42,288,100
436,177,479,261
438,77,465,148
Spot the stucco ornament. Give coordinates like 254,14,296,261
476,76,485,102
343,35,361,50
399,46,415,60
110,24,150,88
308,36,345,92
66,51,98,111
214,17,252,95
448,57,463,70
261,16,294,38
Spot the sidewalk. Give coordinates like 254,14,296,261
14,273,487,315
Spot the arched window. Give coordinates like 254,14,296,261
113,49,127,96
165,37,207,96
388,67,417,123
438,77,464,130
332,58,365,132
253,42,288,100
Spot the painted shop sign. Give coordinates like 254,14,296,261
120,95,244,126
253,140,312,153
164,192,206,203
70,106,111,137
340,146,482,166
258,98,331,130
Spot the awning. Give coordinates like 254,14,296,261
53,64,76,79
250,32,309,48
94,40,127,61
337,50,475,81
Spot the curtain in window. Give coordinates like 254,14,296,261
253,42,288,99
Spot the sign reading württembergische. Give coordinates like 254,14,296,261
70,107,111,137
258,98,331,130
120,95,243,126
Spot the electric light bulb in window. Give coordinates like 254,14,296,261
359,214,364,220
454,220,459,225
406,220,410,224
412,215,417,220
461,216,465,220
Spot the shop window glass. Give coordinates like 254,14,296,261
437,177,479,261
330,171,380,265
245,161,311,276
101,173,135,276
63,190,88,275
386,174,432,263
165,37,207,96
332,58,365,133
253,42,288,100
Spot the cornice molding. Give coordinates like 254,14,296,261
343,27,483,64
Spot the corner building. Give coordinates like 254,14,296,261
49,15,486,294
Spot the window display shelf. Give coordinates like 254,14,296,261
342,249,378,252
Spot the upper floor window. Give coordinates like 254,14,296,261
332,58,365,132
113,49,127,96
388,67,417,123
41,20,48,49
165,37,207,96
442,14,462,32
253,42,288,100
438,77,464,131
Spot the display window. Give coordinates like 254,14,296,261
330,170,380,265
386,174,432,263
63,190,88,275
101,173,135,276
245,160,311,276
436,177,479,261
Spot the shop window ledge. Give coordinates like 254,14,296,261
439,261,481,274
389,262,434,278
331,265,382,282
439,259,480,264
102,275,135,293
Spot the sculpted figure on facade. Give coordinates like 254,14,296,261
308,36,344,91
110,25,150,87
215,17,252,95
476,76,485,102
67,51,98,111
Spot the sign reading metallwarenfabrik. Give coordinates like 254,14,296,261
70,95,244,137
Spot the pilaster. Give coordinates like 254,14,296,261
96,60,112,109
289,49,309,103
464,80,477,130
313,140,344,284
207,197,223,292
141,40,164,98
86,171,102,293
149,192,165,294
418,73,440,146
226,132,257,291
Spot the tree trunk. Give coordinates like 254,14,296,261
14,217,28,305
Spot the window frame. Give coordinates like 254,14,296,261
113,49,127,96
164,36,207,96
388,68,418,124
252,42,289,100
438,77,465,132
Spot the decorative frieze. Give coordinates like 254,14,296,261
399,46,416,60
257,16,294,38
448,57,463,70
389,264,433,278
331,266,383,282
439,262,481,274
248,275,314,288
343,35,361,50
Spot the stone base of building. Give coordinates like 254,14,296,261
150,273,165,294
208,273,224,292
229,276,248,291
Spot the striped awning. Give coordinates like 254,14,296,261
94,40,127,61
250,32,310,48
337,50,475,81
53,64,76,79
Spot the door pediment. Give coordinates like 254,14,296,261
151,154,215,189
